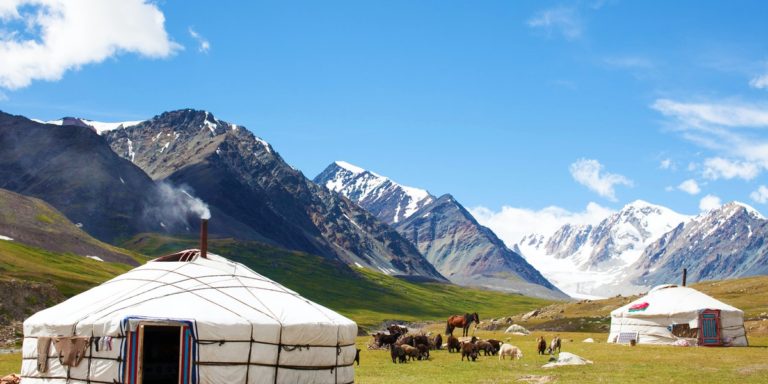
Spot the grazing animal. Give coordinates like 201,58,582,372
389,344,406,363
416,343,430,360
460,341,478,362
475,340,495,356
499,343,523,360
388,324,408,335
537,336,547,355
413,335,429,347
447,336,461,353
355,348,360,365
432,334,443,350
547,336,561,355
487,339,501,355
375,332,401,348
401,344,420,361
446,312,480,337
397,335,415,346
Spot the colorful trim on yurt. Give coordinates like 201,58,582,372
698,309,722,346
119,317,199,384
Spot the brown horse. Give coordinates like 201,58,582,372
446,312,480,337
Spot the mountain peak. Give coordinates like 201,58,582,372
315,161,434,224
717,201,765,220
334,160,367,175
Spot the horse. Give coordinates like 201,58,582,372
446,312,480,337
547,336,561,355
536,336,547,355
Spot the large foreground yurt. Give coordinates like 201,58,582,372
21,247,358,383
608,284,747,347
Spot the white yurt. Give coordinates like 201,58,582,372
608,284,747,347
21,248,358,383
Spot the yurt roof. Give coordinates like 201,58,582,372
611,285,742,318
24,250,356,341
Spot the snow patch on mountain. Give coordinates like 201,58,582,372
317,161,434,224
44,117,144,134
517,200,693,298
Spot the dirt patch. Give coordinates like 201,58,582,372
736,364,768,375
517,375,557,383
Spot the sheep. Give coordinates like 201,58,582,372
537,336,547,355
499,343,523,360
432,333,443,350
547,336,561,355
389,344,406,363
487,339,501,355
447,335,461,353
461,341,478,362
401,344,420,361
475,340,495,356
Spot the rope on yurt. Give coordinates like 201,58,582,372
245,323,254,384
334,326,340,384
85,329,94,384
274,325,283,384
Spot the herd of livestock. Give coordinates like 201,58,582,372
369,321,563,364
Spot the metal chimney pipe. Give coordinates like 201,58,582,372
200,219,208,259
682,268,687,286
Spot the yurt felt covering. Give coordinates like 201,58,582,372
608,285,747,347
21,251,358,383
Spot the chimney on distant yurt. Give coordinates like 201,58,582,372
682,268,687,286
200,219,208,258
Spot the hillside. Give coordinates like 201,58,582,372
0,111,163,242
0,188,142,265
124,234,554,328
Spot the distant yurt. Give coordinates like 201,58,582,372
608,284,747,347
21,228,357,383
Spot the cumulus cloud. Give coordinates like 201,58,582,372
701,157,760,180
188,27,209,54
699,194,722,211
469,202,613,248
677,179,701,195
660,158,673,170
0,0,181,90
750,74,768,90
527,6,582,40
750,185,768,204
569,158,633,201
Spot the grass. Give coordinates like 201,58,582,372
124,235,554,328
4,331,766,382
0,240,133,297
354,328,768,383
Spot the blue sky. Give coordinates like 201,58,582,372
2,1,768,241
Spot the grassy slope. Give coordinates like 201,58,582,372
0,240,133,297
124,234,553,328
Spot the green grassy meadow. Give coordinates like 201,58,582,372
354,329,768,384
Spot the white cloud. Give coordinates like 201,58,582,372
469,202,613,247
652,99,768,128
527,7,582,40
660,158,673,170
569,158,633,201
750,74,768,89
699,194,722,211
702,157,760,180
750,185,768,204
188,27,210,54
0,0,181,90
677,179,701,195
0,90,7,101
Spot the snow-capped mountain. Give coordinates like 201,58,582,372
102,109,445,281
314,161,434,224
518,200,692,298
39,117,144,135
316,162,567,299
633,202,768,287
